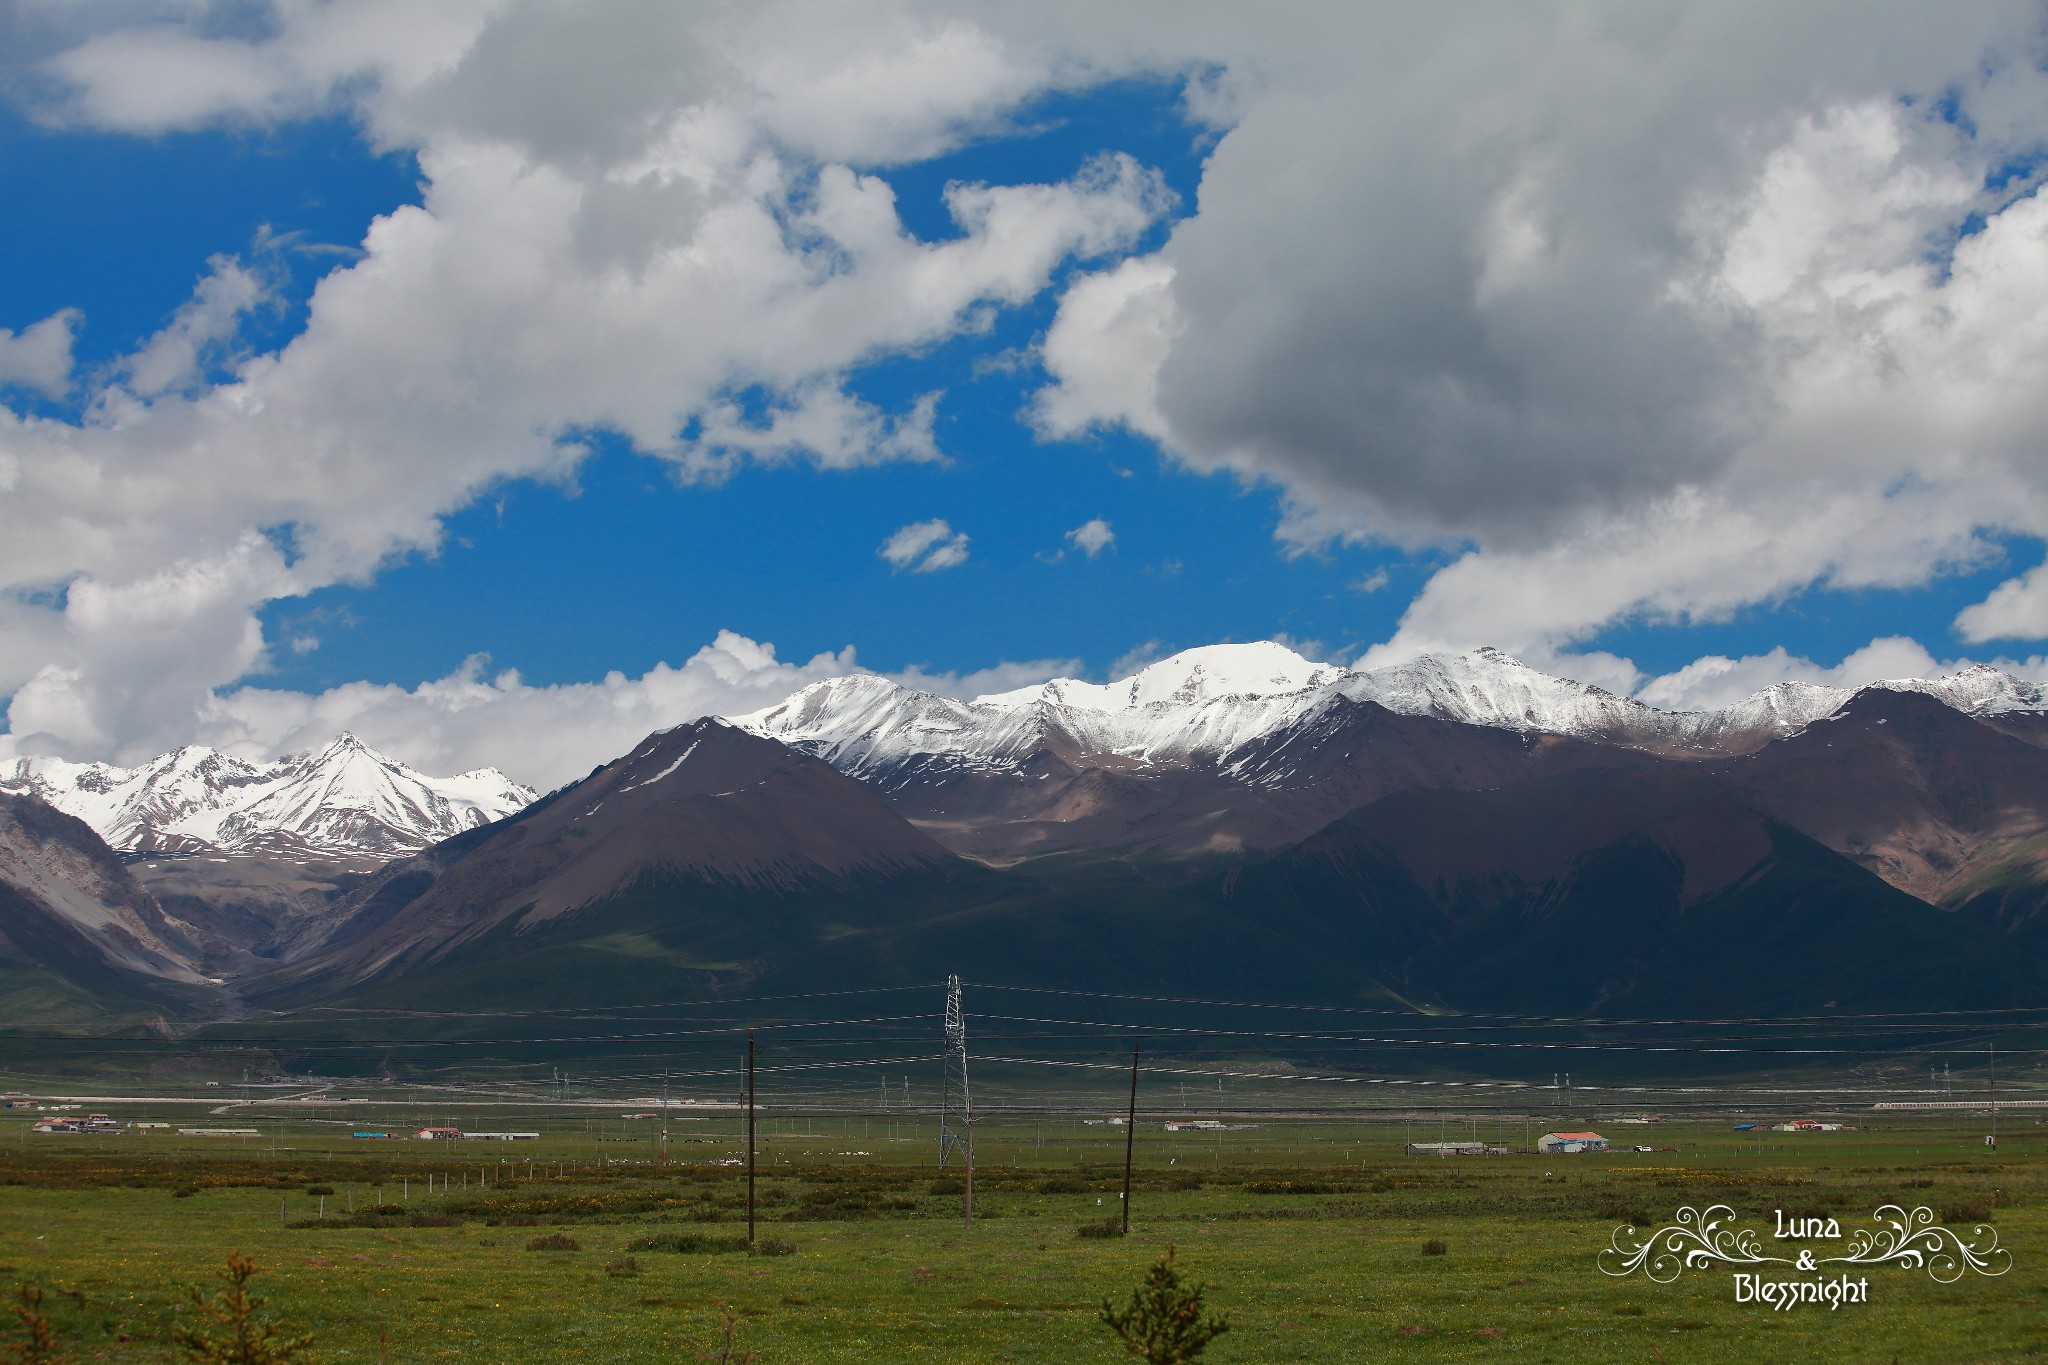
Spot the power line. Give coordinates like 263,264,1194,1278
966,981,2048,1029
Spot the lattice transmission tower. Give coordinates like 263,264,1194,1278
938,975,973,1171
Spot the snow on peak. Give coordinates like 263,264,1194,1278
1336,647,1650,737
977,641,1345,711
1873,665,2046,716
0,735,537,860
730,638,2048,790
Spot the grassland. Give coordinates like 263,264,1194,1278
0,1093,2043,1362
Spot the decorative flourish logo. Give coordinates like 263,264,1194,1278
1598,1205,1788,1283
1598,1204,2009,1309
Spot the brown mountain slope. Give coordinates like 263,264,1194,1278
1719,689,2048,905
0,793,217,1024
898,694,1666,862
1227,766,2048,1016
252,719,959,996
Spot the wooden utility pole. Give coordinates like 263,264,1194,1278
1122,1042,1140,1234
747,1031,757,1246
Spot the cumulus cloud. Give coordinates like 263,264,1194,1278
879,518,970,573
120,253,276,398
1022,3,2048,668
0,1,1173,761
167,629,861,791
1065,517,1115,557
1634,636,2048,713
1955,563,2048,644
12,2,2048,765
0,309,79,398
889,656,1082,700
1031,255,1176,441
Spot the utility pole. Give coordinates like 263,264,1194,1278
661,1071,670,1166
939,975,974,1227
1122,1042,1140,1235
746,1031,756,1247
1990,1045,1998,1152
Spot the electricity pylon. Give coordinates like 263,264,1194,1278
939,975,972,1169
938,974,975,1226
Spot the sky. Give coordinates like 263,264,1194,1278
4,2,2048,788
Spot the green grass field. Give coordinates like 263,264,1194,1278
0,1092,2042,1362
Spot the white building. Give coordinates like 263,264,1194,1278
1537,1131,1610,1154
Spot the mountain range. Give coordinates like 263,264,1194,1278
9,641,2048,1033
1,733,534,860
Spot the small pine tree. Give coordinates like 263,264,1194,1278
3,1282,57,1364
1099,1246,1230,1364
174,1254,313,1365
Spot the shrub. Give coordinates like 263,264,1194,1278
525,1234,581,1252
1421,1240,1447,1256
173,1254,313,1365
750,1239,798,1257
1037,1178,1087,1194
929,1178,964,1197
1242,1180,1331,1195
6,1281,58,1364
1942,1199,1992,1225
629,1232,750,1255
1099,1247,1229,1364
300,1185,334,1198
603,1256,640,1278
1077,1216,1126,1240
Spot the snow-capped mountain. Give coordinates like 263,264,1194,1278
0,734,536,861
736,641,2048,785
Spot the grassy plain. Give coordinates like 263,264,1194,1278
0,1099,2042,1362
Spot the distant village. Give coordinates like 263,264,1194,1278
1405,1118,1859,1157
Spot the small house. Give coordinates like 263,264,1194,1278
414,1127,464,1141
1537,1131,1609,1154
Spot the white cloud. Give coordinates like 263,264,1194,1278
888,656,1082,700
677,384,942,482
879,518,970,573
1105,639,1168,680
1032,254,1176,441
1016,4,2048,667
0,2,1174,762
1634,636,2048,713
1065,517,1115,557
0,309,79,398
175,630,862,791
12,2,2048,767
120,253,275,398
1955,563,2048,643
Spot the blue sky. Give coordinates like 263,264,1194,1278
3,5,2047,784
